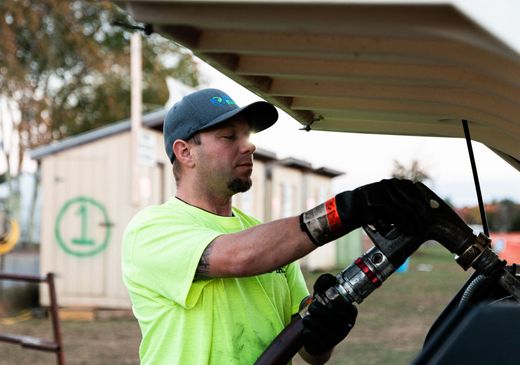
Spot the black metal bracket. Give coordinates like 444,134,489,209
462,119,489,236
112,20,153,36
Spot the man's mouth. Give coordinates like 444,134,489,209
236,161,253,168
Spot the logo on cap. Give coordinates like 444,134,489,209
210,96,236,106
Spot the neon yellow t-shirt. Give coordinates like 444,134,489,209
122,197,309,365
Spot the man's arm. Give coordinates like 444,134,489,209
195,178,433,279
195,216,315,279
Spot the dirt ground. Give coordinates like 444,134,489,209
0,318,141,365
0,244,471,365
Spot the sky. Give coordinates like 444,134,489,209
177,0,520,208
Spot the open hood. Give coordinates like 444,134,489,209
117,1,520,171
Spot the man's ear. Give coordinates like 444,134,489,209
173,139,195,167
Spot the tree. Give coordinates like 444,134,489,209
486,199,520,232
458,200,520,232
0,0,200,173
391,159,431,183
509,210,520,231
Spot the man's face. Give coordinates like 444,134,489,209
193,115,256,195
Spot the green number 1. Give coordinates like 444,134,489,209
72,203,94,246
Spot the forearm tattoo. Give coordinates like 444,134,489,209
194,242,214,280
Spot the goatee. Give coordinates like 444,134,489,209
228,178,252,193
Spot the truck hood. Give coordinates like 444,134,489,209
117,0,520,171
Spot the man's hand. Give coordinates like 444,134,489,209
336,178,432,234
300,178,432,246
302,274,357,357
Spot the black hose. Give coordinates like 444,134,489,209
459,274,487,307
254,316,304,365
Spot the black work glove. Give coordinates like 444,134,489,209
302,273,357,356
337,178,432,234
300,178,432,245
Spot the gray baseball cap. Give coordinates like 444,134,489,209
163,88,278,163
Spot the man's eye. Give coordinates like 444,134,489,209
223,135,236,140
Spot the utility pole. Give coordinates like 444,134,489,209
131,32,142,207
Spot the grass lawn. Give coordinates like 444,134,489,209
0,243,471,364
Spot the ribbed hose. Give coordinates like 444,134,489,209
459,274,487,306
254,317,304,365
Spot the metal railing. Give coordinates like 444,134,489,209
0,272,65,365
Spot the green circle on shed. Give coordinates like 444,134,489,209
55,196,112,257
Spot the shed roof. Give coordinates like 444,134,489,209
313,167,344,178
276,157,344,177
254,147,277,162
117,0,520,172
30,109,165,160
278,157,313,171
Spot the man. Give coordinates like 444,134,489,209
122,88,432,364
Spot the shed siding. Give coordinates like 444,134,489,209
270,166,304,220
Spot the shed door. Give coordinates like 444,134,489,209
54,157,108,298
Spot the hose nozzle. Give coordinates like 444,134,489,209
363,182,477,269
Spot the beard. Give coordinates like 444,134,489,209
227,177,252,194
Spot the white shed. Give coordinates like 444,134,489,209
31,110,172,308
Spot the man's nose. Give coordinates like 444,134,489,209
242,138,256,154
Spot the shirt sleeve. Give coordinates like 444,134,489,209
285,261,310,314
122,210,222,309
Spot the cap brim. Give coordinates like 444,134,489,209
199,101,278,134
